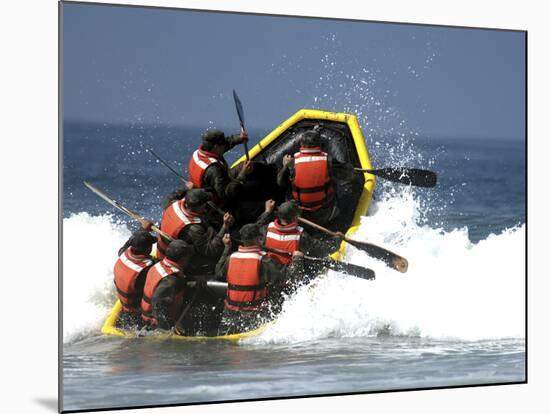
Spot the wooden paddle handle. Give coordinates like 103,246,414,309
393,257,408,273
297,217,339,237
152,225,173,242
128,210,173,242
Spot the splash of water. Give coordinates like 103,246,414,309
62,192,525,344
62,212,130,343
251,192,525,344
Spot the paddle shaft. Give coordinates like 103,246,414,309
354,167,437,188
148,147,187,185
297,217,340,237
262,246,375,280
83,181,173,242
297,217,408,273
233,90,250,161
241,126,250,161
146,149,226,217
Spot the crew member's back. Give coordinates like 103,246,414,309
277,130,338,226
113,229,156,327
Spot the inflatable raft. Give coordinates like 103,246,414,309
101,109,376,341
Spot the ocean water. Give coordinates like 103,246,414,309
61,120,525,412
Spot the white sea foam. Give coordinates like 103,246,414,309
62,192,525,344
251,191,525,344
62,212,131,343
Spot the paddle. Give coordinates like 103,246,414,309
263,245,375,281
83,181,173,243
147,147,188,185
232,89,250,161
297,217,408,273
146,148,224,216
355,167,437,188
186,280,228,295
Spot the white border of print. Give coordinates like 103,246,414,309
4,0,545,413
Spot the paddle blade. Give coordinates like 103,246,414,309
368,167,437,188
323,258,375,281
232,89,245,128
344,238,408,273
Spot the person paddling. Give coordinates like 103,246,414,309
263,200,343,265
156,188,234,277
216,224,303,335
277,130,339,226
113,227,157,327
187,128,253,206
140,240,194,330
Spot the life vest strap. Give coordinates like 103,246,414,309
227,283,267,292
297,195,334,209
115,287,140,304
291,180,332,194
114,281,141,304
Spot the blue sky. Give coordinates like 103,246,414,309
62,2,525,140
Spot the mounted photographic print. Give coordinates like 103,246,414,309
60,1,526,412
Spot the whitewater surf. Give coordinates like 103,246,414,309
63,188,524,345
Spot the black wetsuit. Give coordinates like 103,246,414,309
177,221,226,277
150,274,187,330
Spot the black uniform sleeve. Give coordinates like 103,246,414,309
215,245,232,280
256,210,274,227
181,223,225,261
260,254,304,286
329,158,355,181
151,276,184,329
276,159,295,193
224,134,243,151
300,232,341,257
203,163,246,202
259,255,286,285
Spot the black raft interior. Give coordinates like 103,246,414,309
228,118,366,234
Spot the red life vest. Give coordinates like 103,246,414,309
113,247,154,313
140,258,182,325
264,219,303,265
187,145,226,189
291,147,334,211
224,246,268,312
156,198,201,258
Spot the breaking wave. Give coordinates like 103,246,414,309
62,191,525,344
252,190,525,344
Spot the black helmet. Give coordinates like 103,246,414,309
300,130,321,148
239,223,261,243
201,129,226,146
277,200,301,222
165,240,193,261
185,189,213,210
129,230,156,254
